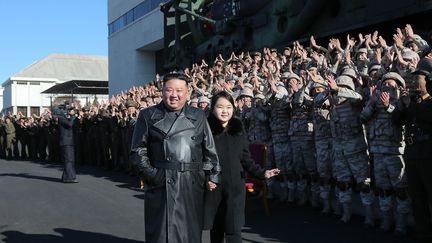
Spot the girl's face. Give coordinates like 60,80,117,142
212,97,234,127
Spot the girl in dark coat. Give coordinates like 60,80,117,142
204,91,280,243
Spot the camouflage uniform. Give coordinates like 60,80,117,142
312,88,334,213
288,86,316,205
360,72,409,232
269,88,292,200
330,72,373,223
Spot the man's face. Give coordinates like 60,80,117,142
68,109,75,116
407,42,419,52
128,106,136,114
162,79,189,111
242,96,252,108
358,52,367,61
199,102,208,110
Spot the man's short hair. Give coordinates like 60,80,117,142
162,73,190,85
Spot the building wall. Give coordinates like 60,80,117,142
108,0,164,96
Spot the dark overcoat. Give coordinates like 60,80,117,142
131,102,221,243
203,115,265,234
58,116,75,146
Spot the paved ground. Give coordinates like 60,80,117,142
0,159,418,243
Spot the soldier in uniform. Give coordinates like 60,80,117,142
360,72,409,231
327,68,373,224
287,73,317,206
310,81,334,214
268,83,292,201
244,93,275,198
198,96,211,116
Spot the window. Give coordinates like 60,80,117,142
108,0,168,36
17,107,27,117
30,107,40,116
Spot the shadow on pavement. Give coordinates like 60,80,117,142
2,228,144,243
0,173,62,183
242,200,417,243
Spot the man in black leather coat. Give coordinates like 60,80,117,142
131,73,221,243
58,106,78,183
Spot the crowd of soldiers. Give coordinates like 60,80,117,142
1,24,431,239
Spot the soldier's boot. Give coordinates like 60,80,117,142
395,213,408,236
379,210,393,232
321,198,331,216
279,183,288,202
340,203,352,224
363,204,375,228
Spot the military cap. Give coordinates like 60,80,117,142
198,96,210,104
357,48,368,54
282,72,301,81
336,75,355,90
368,64,381,74
239,88,254,98
401,48,420,61
381,72,405,88
251,51,262,57
254,93,265,100
412,58,432,79
82,106,90,112
125,99,138,108
189,98,198,104
311,81,327,89
340,67,357,80
243,83,254,89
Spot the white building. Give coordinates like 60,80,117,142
108,0,165,96
2,54,108,116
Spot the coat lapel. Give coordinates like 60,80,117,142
151,103,196,136
151,103,171,135
167,106,196,136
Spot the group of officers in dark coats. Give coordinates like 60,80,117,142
0,100,139,176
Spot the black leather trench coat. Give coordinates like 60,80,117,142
131,103,221,243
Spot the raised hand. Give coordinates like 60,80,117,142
380,91,390,108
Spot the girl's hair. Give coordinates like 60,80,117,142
210,91,235,111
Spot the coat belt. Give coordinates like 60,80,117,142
153,161,203,172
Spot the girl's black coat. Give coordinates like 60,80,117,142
203,115,265,233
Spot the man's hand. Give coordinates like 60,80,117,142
289,79,299,93
264,168,280,179
369,85,377,105
207,181,217,191
380,91,390,108
326,74,338,91
400,88,410,107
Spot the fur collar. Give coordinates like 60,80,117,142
207,113,244,136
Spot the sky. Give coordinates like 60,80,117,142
0,0,108,83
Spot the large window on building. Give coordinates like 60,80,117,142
30,107,40,116
108,0,168,36
17,106,27,117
